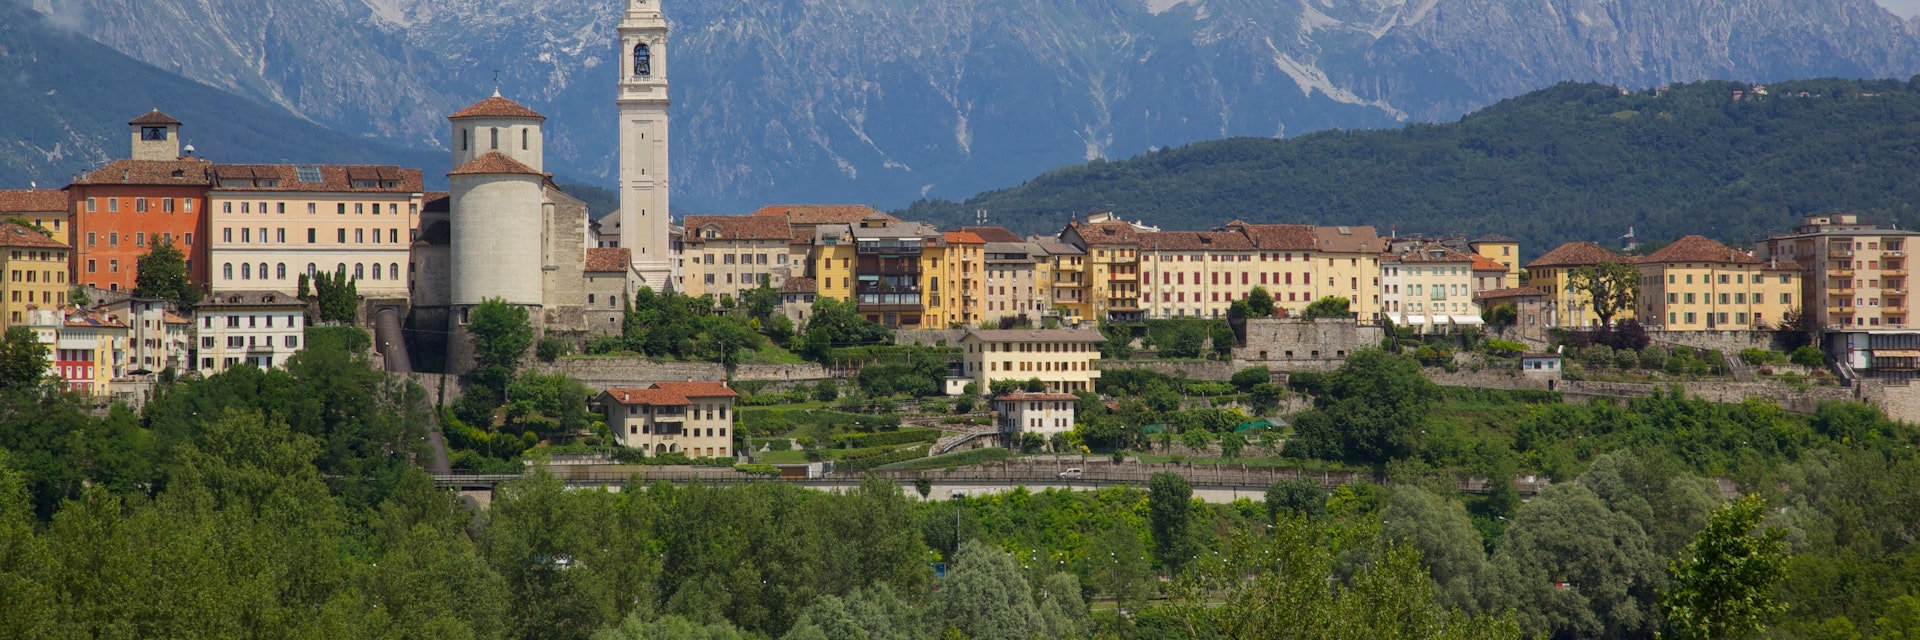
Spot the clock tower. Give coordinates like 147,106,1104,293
617,0,675,289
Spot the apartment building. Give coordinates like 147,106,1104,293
1219,222,1321,317
1138,230,1258,319
1471,255,1511,294
598,381,737,458
1525,241,1635,328
980,239,1046,324
1476,287,1554,341
852,220,941,329
1061,213,1147,322
1312,226,1384,320
0,223,71,328
1472,234,1522,277
27,308,126,396
1636,235,1797,330
206,164,425,298
192,290,306,374
0,189,72,244
1035,241,1087,323
583,248,632,333
1756,214,1919,330
782,277,818,326
993,392,1078,446
98,296,192,374
956,328,1105,394
1381,243,1483,333
68,111,212,292
681,214,794,300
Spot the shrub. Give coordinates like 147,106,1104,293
955,395,977,414
1484,339,1528,356
1791,346,1826,368
1230,366,1271,392
813,379,840,402
536,336,571,362
1638,345,1669,370
1581,344,1615,369
734,463,780,476
1611,348,1641,370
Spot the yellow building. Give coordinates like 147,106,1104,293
808,224,857,303
1638,235,1797,330
957,328,1105,394
1138,230,1258,319
206,164,424,298
1035,241,1086,323
936,232,986,327
0,189,72,246
1470,234,1522,278
1525,241,1637,328
681,214,794,300
1312,226,1384,320
1061,213,1144,322
1218,221,1321,317
0,223,72,328
29,308,124,397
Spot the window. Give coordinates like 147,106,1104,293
86,198,96,213
223,263,233,280
240,263,251,280
276,264,286,280
108,259,118,273
490,127,499,150
277,228,285,243
184,233,192,246
107,198,118,212
163,198,174,213
337,229,346,243
337,203,346,215
109,232,118,246
308,228,317,243
86,260,95,273
522,128,529,150
135,198,148,213
389,229,398,244
634,43,652,76
284,335,298,348
355,229,364,243
390,263,400,280
354,264,364,279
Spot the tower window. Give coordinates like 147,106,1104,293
141,127,168,141
461,129,469,151
635,43,651,77
522,128,529,150
490,127,499,150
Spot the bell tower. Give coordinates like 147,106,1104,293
617,0,674,289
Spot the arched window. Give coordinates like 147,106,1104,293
336,263,346,276
390,263,401,280
522,128,529,150
259,263,268,281
354,263,364,279
489,127,499,150
222,263,233,280
371,264,381,280
240,263,251,280
461,129,468,151
634,43,651,77
276,264,287,280
306,263,317,277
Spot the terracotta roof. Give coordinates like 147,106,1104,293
66,311,125,329
964,329,1106,343
1139,230,1255,252
750,205,897,226
585,248,631,272
1391,243,1475,263
447,95,546,120
210,164,423,193
0,190,68,213
1033,241,1082,256
72,159,212,186
962,226,1025,243
652,381,738,398
1641,235,1761,265
128,109,182,126
783,277,817,294
1525,241,1625,269
0,223,67,249
996,393,1080,401
1476,287,1550,300
1470,255,1509,271
600,388,692,406
199,290,302,308
944,231,987,245
789,228,815,245
448,152,542,176
1312,225,1382,254
422,192,450,213
1223,221,1319,251
1068,220,1140,245
685,215,792,241
163,312,191,324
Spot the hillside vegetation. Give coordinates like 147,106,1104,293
902,79,1920,260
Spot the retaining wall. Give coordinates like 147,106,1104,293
1643,330,1794,354
534,358,832,390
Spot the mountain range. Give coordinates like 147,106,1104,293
14,0,1920,214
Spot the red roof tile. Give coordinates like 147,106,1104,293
685,215,792,241
1525,241,1625,269
1470,255,1509,271
944,231,987,245
1642,235,1761,265
1139,230,1255,252
1067,220,1140,245
448,95,546,120
448,152,542,176
0,190,68,213
72,159,212,186
996,393,1079,401
128,109,182,126
585,248,631,272
211,164,423,193
651,381,737,398
783,277,817,294
750,205,897,226
601,388,692,406
1312,225,1383,254
1391,243,1475,263
1222,221,1319,251
962,226,1025,243
0,223,68,249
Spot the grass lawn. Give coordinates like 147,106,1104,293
742,345,807,365
759,450,811,464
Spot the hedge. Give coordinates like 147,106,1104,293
832,428,939,449
881,447,1012,471
837,445,930,471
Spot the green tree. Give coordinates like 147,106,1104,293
132,239,200,309
1792,346,1826,368
1149,472,1197,574
0,327,49,388
1246,286,1277,317
1303,296,1351,319
1249,383,1283,415
1483,303,1518,328
1569,261,1641,327
930,540,1045,640
813,380,840,402
595,614,748,640
1288,349,1438,464
1382,486,1488,612
1660,494,1790,640
1218,429,1246,459
468,297,535,392
1265,478,1325,521
1485,483,1663,639
1230,366,1271,393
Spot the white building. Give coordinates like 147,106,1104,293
193,290,305,374
992,392,1078,446
955,329,1105,395
597,381,738,458
98,296,191,375
618,0,675,289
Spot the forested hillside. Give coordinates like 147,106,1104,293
902,79,1920,260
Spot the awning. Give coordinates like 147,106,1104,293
1447,315,1486,325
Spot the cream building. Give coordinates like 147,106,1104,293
0,190,71,246
1382,243,1483,333
1638,235,1797,331
1525,241,1636,328
981,240,1045,324
617,0,676,288
192,290,306,374
1312,226,1384,321
0,222,71,328
993,392,1078,446
1756,214,1918,330
1219,222,1321,317
29,308,126,396
1138,230,1258,319
206,164,424,297
681,214,794,300
956,328,1104,395
598,381,737,458
99,297,192,375
1060,213,1147,322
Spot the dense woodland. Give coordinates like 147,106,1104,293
0,313,1917,638
900,78,1920,260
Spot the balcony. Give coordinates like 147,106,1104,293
1109,298,1141,310
1830,267,1856,278
1831,286,1856,296
856,283,922,296
1886,250,1907,258
856,242,924,257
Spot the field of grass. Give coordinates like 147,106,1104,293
881,447,1012,471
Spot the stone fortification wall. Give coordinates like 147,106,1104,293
895,329,970,347
1644,330,1793,354
1234,318,1385,363
1424,369,1555,391
1556,380,1857,414
1098,361,1243,381
533,358,831,390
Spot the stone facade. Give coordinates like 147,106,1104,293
533,358,830,390
1644,329,1794,354
1233,318,1385,363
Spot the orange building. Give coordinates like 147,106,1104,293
67,111,213,292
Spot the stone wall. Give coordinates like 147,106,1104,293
1098,361,1244,381
1643,330,1793,354
1424,369,1555,391
533,358,832,390
895,329,970,347
1235,318,1385,363
1556,380,1858,414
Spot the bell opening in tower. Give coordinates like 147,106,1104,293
634,44,651,77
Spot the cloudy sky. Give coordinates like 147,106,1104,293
1881,0,1920,18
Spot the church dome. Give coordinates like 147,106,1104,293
448,95,546,121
